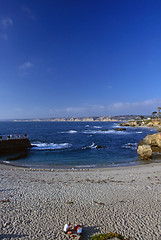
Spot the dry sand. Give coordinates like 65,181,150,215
0,163,161,240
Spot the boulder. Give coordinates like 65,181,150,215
140,133,161,152
137,145,152,160
137,133,161,160
156,139,161,148
95,145,106,149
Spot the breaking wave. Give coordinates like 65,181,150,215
61,130,78,134
75,164,96,168
123,143,137,150
82,142,106,150
82,130,128,134
32,142,72,150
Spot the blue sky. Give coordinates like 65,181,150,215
1,0,161,119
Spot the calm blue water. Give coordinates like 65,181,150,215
0,121,158,169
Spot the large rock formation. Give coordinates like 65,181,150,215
0,138,31,154
120,119,161,128
137,145,152,160
137,133,161,160
120,121,138,127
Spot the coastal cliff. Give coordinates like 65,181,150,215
13,116,120,122
13,115,146,122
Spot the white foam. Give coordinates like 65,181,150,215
61,130,77,134
83,130,109,134
93,126,102,129
88,143,97,149
82,142,96,149
112,123,121,128
123,143,137,150
82,130,127,134
75,165,96,168
32,143,72,150
68,130,77,133
83,142,106,150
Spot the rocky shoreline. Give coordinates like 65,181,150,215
120,118,161,129
137,133,161,160
120,118,161,161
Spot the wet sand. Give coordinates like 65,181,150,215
0,163,161,240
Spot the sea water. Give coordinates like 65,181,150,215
0,121,158,169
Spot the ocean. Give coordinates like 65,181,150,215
0,121,158,169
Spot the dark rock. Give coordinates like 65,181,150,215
0,138,31,154
95,145,106,149
114,128,126,131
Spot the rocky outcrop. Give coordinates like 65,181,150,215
120,119,161,128
120,121,138,127
146,119,161,127
137,133,161,160
114,128,126,131
0,138,31,153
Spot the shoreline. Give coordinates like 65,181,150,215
0,160,161,174
0,157,156,172
0,160,161,172
1,162,161,239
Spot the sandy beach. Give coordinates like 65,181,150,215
0,163,161,240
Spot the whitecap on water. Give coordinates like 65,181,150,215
32,142,72,150
123,143,137,150
61,130,77,134
82,142,106,150
82,129,128,134
112,123,121,128
82,130,109,134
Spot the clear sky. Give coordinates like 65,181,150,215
1,0,161,119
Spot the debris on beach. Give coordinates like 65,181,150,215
66,201,74,204
94,200,105,205
1,199,10,203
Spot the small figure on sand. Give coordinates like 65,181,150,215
74,224,83,236
64,222,72,234
64,222,83,238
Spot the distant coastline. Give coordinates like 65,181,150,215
13,115,145,122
